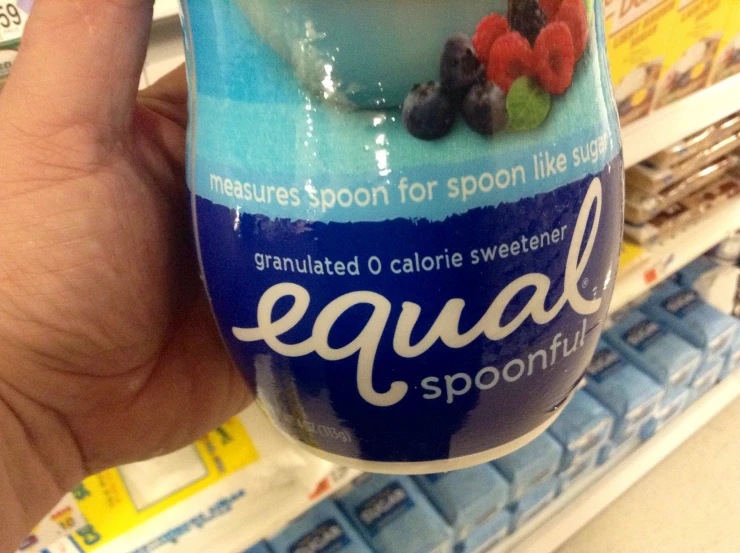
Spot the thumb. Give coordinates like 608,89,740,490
2,0,154,132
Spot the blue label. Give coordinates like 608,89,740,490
290,521,350,553
196,157,622,461
623,320,665,353
355,483,414,536
662,289,700,319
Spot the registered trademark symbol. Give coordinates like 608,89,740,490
582,278,589,289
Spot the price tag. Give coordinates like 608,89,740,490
0,1,27,45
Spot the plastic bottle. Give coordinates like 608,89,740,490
180,0,624,473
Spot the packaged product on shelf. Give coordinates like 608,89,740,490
27,405,345,553
653,386,692,431
557,449,600,493
716,113,740,140
625,156,735,225
709,231,740,263
547,390,614,470
508,478,559,532
709,2,740,84
689,355,724,399
641,281,738,357
676,256,740,314
461,510,511,553
642,125,717,169
607,0,675,124
584,342,664,443
626,133,739,193
492,433,563,502
334,474,454,553
413,464,508,545
653,0,727,109
242,542,273,553
624,175,740,245
721,332,740,380
268,500,372,553
605,310,703,389
0,40,19,92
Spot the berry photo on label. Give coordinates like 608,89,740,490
440,34,486,99
557,0,589,60
462,82,509,136
506,76,551,131
487,32,535,93
473,13,510,65
402,82,456,140
508,0,548,46
535,22,575,94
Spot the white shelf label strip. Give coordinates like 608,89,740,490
0,0,27,44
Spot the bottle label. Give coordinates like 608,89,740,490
587,348,624,382
290,521,350,553
355,483,414,536
662,289,700,318
183,0,623,462
623,319,665,352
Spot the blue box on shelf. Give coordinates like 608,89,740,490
460,509,512,553
508,478,559,532
690,355,724,400
334,474,454,553
641,282,737,359
268,500,372,553
548,389,614,470
493,433,563,502
653,386,691,433
413,464,508,544
557,449,599,494
720,329,740,381
605,310,702,390
584,342,664,443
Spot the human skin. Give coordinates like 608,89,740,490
0,1,250,551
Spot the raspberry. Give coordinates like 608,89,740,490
557,0,588,60
487,32,535,93
540,0,565,20
534,22,575,94
509,0,548,45
473,14,510,65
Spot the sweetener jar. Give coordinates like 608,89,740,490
180,0,624,473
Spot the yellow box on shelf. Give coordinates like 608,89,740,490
65,418,259,552
652,0,727,109
606,0,677,125
708,1,740,85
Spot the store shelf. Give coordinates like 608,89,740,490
622,74,740,168
153,0,180,22
611,196,740,312
489,371,740,553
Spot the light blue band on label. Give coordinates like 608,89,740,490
194,123,620,223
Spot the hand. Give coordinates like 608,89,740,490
0,1,250,549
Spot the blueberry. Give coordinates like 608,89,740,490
402,82,456,140
462,82,508,136
440,34,485,99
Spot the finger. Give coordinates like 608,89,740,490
3,0,154,132
139,63,189,129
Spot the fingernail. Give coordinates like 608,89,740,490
17,0,33,13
